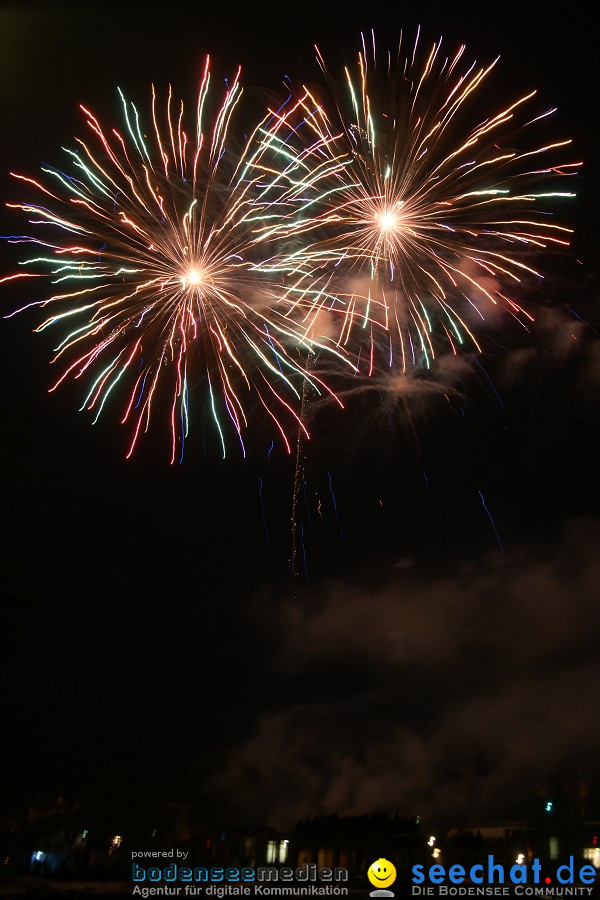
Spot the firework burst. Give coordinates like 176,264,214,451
2,58,346,461
253,30,580,376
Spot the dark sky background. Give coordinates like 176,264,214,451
1,2,599,834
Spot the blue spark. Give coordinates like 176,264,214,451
478,490,506,557
258,476,269,544
328,470,344,540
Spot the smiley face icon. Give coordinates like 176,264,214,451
368,858,397,890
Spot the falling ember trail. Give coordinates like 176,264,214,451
472,355,506,412
328,470,345,540
258,475,269,544
478,490,506,557
291,358,311,579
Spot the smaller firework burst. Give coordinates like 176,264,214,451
251,30,579,377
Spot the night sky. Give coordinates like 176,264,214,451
1,3,599,833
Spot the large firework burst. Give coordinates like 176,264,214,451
253,30,579,375
2,58,345,461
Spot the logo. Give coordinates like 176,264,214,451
368,858,397,897
411,854,598,893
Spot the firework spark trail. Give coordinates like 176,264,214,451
290,357,311,579
472,353,506,411
478,489,506,556
252,31,580,379
258,475,269,543
3,58,351,461
327,469,345,540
